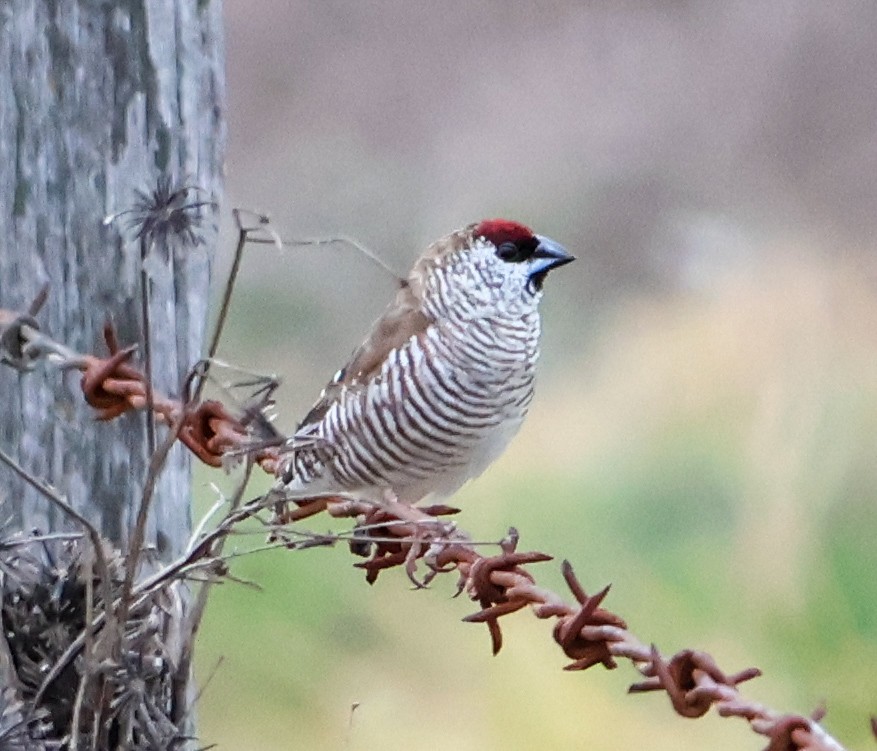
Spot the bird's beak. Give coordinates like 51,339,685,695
527,235,575,286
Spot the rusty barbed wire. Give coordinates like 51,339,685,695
265,497,849,751
0,296,280,475
0,290,855,751
0,211,858,750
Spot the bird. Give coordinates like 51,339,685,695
277,219,574,508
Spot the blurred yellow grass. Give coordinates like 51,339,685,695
196,253,877,749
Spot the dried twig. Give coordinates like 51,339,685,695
191,209,255,404
246,231,404,283
172,459,255,725
0,448,116,640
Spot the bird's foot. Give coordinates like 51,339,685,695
377,489,458,538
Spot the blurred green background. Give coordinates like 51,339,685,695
196,2,877,749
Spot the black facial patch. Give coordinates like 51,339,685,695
496,238,539,263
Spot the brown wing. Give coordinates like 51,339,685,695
295,225,474,432
296,281,431,430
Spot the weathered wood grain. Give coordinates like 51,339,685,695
0,0,225,561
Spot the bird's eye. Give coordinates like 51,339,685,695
496,241,524,263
